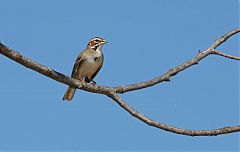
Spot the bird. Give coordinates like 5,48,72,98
63,37,107,101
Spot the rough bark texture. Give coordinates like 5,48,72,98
0,28,240,136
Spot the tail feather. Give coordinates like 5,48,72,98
63,87,76,101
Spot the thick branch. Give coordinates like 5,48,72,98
0,28,239,136
0,43,114,95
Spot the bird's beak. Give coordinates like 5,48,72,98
101,39,107,44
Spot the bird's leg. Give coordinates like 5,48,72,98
85,77,96,85
80,79,86,83
90,80,97,85
81,80,87,83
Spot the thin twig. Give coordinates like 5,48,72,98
212,50,240,60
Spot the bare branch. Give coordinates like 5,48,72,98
108,92,240,136
114,28,240,93
0,28,239,136
0,43,114,95
209,28,240,49
212,50,240,60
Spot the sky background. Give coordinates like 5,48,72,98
0,0,239,151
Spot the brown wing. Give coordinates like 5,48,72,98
71,51,85,78
90,53,104,81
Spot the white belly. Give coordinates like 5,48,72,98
79,59,100,78
75,49,103,80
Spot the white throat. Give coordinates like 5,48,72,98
92,45,103,57
96,45,103,52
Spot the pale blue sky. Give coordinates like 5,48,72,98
0,0,239,151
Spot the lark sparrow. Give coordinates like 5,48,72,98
63,37,107,101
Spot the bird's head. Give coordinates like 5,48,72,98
87,37,107,51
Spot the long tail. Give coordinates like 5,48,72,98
63,87,76,101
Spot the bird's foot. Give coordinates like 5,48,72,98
90,80,97,86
